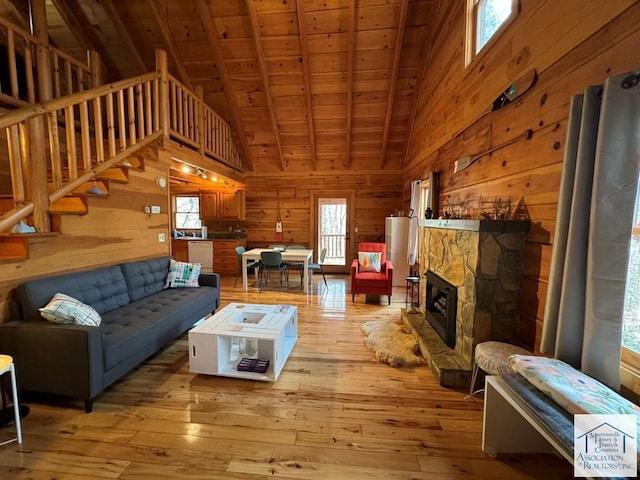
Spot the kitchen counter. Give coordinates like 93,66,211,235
171,237,247,275
172,234,247,240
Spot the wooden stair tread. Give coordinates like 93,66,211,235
118,157,144,169
0,234,29,261
96,167,129,183
0,255,28,264
72,181,110,197
49,196,88,215
0,232,58,262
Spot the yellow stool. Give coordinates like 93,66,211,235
0,355,23,445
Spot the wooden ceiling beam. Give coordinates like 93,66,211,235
295,0,316,171
146,0,193,90
380,0,409,169
345,1,356,169
101,0,147,74
245,0,286,172
50,0,114,82
196,0,255,172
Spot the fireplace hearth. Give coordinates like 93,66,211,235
425,270,457,348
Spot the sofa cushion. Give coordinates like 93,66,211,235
101,287,214,370
354,271,388,287
121,256,171,302
39,293,102,326
358,251,382,272
17,265,130,321
164,259,201,288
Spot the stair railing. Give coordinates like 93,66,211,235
0,17,99,107
0,50,243,233
0,69,164,233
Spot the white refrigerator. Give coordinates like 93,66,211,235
385,217,410,286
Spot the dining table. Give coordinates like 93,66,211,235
241,248,313,293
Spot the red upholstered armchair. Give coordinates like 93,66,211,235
350,242,394,305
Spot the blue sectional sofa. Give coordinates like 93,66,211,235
0,256,220,412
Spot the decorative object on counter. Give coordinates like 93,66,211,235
479,195,512,220
424,208,433,219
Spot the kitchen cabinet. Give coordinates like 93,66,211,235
200,191,245,221
171,239,189,262
220,191,245,220
213,239,247,274
200,193,219,222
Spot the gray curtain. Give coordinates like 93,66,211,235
541,71,640,389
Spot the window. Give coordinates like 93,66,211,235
466,0,518,66
621,182,640,391
174,196,201,229
418,172,438,219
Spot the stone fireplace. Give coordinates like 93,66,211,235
402,219,529,387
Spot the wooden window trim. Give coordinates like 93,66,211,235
621,347,640,395
465,0,520,69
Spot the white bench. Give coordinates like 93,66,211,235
483,375,573,460
483,375,634,480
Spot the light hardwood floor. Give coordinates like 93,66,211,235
0,274,572,479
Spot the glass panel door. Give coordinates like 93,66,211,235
317,197,348,271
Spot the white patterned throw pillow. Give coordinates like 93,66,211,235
358,251,382,272
164,259,201,288
39,293,102,327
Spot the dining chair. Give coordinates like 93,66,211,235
308,247,328,286
259,251,289,291
234,246,261,287
284,245,306,289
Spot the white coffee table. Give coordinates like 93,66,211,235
188,303,297,381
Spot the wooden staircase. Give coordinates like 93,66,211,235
0,45,243,262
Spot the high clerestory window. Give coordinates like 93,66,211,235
466,0,519,66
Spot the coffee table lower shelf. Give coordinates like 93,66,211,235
216,336,296,381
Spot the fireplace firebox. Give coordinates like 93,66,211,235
424,270,457,348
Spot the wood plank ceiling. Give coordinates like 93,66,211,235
5,0,436,174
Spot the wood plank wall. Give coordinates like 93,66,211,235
403,0,640,352
243,171,403,251
0,150,171,322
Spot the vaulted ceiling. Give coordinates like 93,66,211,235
3,0,437,174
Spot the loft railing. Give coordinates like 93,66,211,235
167,75,241,169
0,50,243,233
0,17,98,107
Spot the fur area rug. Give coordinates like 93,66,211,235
361,320,425,367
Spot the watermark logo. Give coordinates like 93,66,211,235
574,414,637,477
